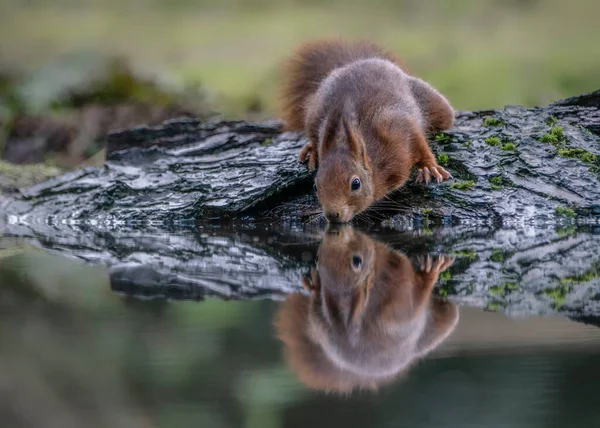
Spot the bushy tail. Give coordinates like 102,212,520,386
279,39,404,131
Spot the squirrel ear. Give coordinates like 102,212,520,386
319,114,340,158
343,117,371,172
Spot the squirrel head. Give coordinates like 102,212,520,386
275,226,459,393
315,116,373,223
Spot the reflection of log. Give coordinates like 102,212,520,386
1,92,600,321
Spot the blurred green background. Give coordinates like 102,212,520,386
2,0,599,118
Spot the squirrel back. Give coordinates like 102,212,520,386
279,39,455,224
279,39,405,131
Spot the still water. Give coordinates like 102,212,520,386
1,226,600,428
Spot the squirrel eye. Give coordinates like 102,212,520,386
352,255,363,270
351,177,361,191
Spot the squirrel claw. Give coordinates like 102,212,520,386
417,165,452,184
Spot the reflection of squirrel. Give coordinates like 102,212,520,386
279,40,455,223
274,226,458,393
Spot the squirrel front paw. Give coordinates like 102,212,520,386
416,163,452,184
298,143,317,171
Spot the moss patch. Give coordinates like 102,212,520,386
483,117,504,127
539,125,565,144
437,153,449,166
501,142,516,151
557,147,597,164
450,180,475,190
485,136,501,147
435,133,453,145
0,160,61,193
489,175,515,190
260,137,273,147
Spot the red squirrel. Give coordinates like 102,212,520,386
279,39,455,223
274,226,458,393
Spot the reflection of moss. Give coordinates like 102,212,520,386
486,301,506,312
450,180,475,190
440,271,452,281
556,225,578,237
559,264,600,285
437,153,449,166
483,117,504,127
421,208,433,215
451,249,477,260
555,206,576,218
489,282,519,296
485,136,501,146
490,248,505,263
489,285,504,295
543,286,568,308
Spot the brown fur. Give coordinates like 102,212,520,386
278,39,455,222
274,227,459,394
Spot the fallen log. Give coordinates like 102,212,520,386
1,91,600,321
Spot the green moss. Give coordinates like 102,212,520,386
483,117,504,127
421,208,433,215
260,137,273,147
556,225,578,237
489,176,503,190
555,206,576,218
490,248,505,263
486,301,506,312
0,160,61,193
450,180,475,190
540,133,559,144
490,282,519,296
451,249,477,260
545,115,558,126
485,136,501,146
540,126,565,144
440,271,452,281
557,147,597,164
437,153,450,166
550,125,564,139
501,142,515,151
543,286,568,308
435,133,453,144
559,264,600,285
489,285,504,295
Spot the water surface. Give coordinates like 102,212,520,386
2,225,600,428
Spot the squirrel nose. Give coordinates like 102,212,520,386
325,212,341,223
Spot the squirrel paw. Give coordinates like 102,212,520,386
416,164,452,184
299,143,317,171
